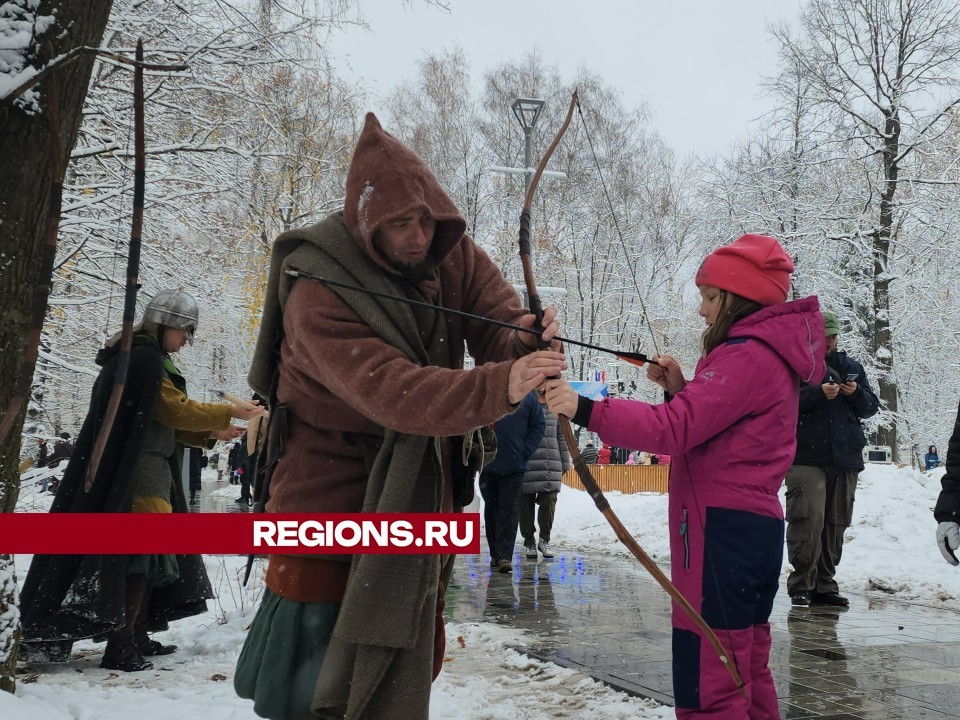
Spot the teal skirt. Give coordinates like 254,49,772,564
234,588,340,720
128,553,179,588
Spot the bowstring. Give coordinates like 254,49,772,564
574,96,744,687
574,99,661,359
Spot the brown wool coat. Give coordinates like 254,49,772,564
268,229,530,515
251,114,532,516
247,113,534,719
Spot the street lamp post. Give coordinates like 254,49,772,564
513,98,543,195
489,97,566,197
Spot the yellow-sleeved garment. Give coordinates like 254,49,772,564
153,377,232,449
131,378,233,515
132,496,173,513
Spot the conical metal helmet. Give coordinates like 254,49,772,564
142,290,199,344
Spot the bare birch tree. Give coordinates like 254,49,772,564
769,0,960,458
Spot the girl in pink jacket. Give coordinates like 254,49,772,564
546,234,825,719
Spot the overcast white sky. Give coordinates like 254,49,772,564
326,0,806,158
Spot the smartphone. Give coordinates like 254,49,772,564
844,373,858,382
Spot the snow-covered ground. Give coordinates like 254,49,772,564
4,462,954,718
4,550,669,720
550,462,960,604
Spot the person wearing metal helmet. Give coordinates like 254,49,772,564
140,288,201,344
18,289,264,674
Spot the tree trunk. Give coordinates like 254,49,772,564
873,109,900,461
0,0,114,693
0,556,18,693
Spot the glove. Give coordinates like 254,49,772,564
937,522,960,566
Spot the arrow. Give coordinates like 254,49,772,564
285,269,650,367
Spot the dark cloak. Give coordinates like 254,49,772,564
19,338,214,646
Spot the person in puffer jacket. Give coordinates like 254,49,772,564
520,408,571,560
545,233,825,719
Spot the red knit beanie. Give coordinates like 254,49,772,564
695,234,794,306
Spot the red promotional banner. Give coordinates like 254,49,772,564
0,513,480,555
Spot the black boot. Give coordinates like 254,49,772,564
101,636,154,671
101,575,154,672
136,636,178,656
134,586,178,656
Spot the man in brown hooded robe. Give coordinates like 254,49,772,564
235,114,567,720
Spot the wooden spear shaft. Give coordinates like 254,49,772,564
84,39,146,492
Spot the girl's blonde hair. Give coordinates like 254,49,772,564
701,291,763,357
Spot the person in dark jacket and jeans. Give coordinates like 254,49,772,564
479,391,545,573
521,408,571,560
786,310,879,607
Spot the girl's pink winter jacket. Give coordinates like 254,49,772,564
585,296,824,717
586,296,825,521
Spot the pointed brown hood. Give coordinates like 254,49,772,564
343,113,467,270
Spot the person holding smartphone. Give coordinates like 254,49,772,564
785,310,879,607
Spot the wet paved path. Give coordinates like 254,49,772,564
447,549,960,719
191,477,252,513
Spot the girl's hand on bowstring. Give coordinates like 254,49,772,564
509,351,567,404
517,305,562,351
646,355,687,395
543,378,579,419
